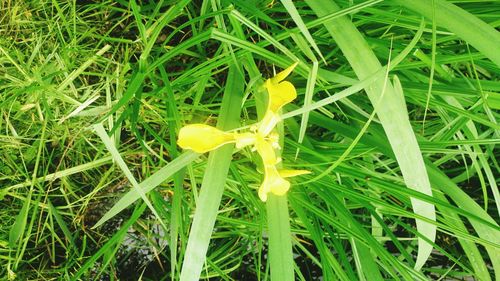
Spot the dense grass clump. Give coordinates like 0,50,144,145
0,0,498,280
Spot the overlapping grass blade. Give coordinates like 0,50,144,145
279,0,325,63
392,0,500,67
72,203,147,280
94,123,168,231
93,151,199,228
179,63,244,281
305,0,436,270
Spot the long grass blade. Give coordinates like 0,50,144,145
392,0,500,67
72,203,147,281
266,195,295,280
279,0,325,63
180,63,245,281
93,151,199,228
94,123,168,230
305,0,436,270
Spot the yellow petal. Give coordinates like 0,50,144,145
253,134,292,201
270,62,298,84
265,79,297,113
177,124,236,153
254,134,279,166
257,63,298,136
278,169,311,178
234,132,257,149
258,166,290,202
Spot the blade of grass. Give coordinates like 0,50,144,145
392,0,500,67
180,63,244,281
293,185,424,280
140,0,192,66
426,163,500,278
13,193,42,271
415,46,500,215
290,32,318,155
352,239,384,281
56,44,111,92
282,18,425,120
99,69,147,123
72,203,147,281
94,123,168,230
298,65,317,152
47,199,77,252
291,196,337,280
228,10,300,63
266,195,295,280
9,120,47,271
279,0,326,64
305,0,436,270
433,191,491,281
5,155,113,191
159,65,186,280
149,30,213,72
92,151,199,228
305,107,500,278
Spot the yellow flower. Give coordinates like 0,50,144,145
178,124,256,153
177,63,309,201
259,167,290,202
254,133,310,201
178,124,236,153
254,134,287,200
258,62,298,136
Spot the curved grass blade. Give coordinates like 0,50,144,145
280,0,326,63
305,0,436,270
92,151,199,229
392,0,500,67
72,203,147,280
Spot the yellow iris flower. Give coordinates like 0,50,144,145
178,124,256,153
177,63,309,201
258,62,298,136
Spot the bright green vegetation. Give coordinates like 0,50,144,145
1,0,499,280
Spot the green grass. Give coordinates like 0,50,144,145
1,0,499,280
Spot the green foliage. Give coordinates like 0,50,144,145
0,0,498,280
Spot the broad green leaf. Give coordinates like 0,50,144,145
266,195,295,281
180,63,245,281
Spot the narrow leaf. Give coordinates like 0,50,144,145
180,63,245,281
305,0,436,270
392,0,500,67
93,151,199,228
280,0,326,63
